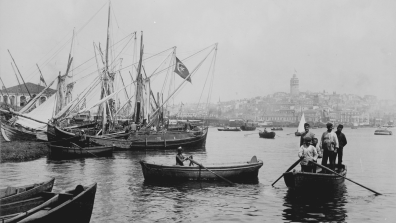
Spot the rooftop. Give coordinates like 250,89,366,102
2,82,56,95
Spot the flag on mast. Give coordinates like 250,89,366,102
40,74,47,86
174,57,191,83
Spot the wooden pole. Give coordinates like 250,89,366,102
309,161,382,195
8,49,32,98
187,157,235,185
0,109,53,126
272,157,303,186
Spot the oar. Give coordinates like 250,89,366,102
286,133,295,135
272,157,303,186
186,157,235,186
309,161,382,195
244,132,257,136
70,142,99,158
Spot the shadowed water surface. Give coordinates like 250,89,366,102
1,127,395,222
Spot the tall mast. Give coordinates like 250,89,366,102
102,3,111,132
8,50,32,98
11,63,24,93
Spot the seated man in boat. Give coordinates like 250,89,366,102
298,137,318,172
264,128,268,133
79,130,89,146
295,123,315,146
176,147,193,166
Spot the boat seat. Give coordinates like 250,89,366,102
249,156,258,164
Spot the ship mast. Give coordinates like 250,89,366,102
101,4,111,133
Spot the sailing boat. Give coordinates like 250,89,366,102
294,113,306,136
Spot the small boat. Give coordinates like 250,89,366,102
240,121,257,131
374,129,392,135
0,178,55,205
271,127,283,131
49,143,114,159
140,156,263,182
1,183,97,223
283,165,347,189
259,130,275,139
217,127,240,131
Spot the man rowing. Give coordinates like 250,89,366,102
176,146,193,166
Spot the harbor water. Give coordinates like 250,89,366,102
1,127,395,222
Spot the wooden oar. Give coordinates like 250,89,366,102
244,132,257,136
70,142,99,158
272,157,303,186
309,161,382,195
186,157,235,186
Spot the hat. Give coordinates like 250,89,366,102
326,123,333,128
337,124,344,128
304,123,310,127
304,137,312,142
81,130,85,133
177,146,182,151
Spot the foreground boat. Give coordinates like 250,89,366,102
259,130,275,139
48,144,114,159
0,178,55,205
140,156,263,182
1,183,97,223
283,165,347,189
1,123,37,142
374,129,392,135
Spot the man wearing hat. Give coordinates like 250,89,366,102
176,146,193,166
320,123,339,170
295,123,315,146
335,124,347,168
298,137,318,172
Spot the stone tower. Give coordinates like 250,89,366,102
290,74,299,96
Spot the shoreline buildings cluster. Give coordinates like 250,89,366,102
173,74,395,127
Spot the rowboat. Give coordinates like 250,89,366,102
217,127,240,131
240,126,256,131
283,165,347,189
1,123,37,142
1,183,97,223
271,127,283,131
0,178,55,205
140,156,263,182
259,131,275,139
48,144,114,159
374,129,392,135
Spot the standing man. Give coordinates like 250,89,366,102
320,123,339,171
335,124,347,169
295,123,315,146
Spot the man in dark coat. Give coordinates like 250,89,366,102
335,124,347,167
295,123,315,146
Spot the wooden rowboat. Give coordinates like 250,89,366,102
374,129,392,135
283,165,347,189
140,156,263,182
49,144,114,159
0,178,55,205
1,183,97,223
259,131,275,139
270,127,283,131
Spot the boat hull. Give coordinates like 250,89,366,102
283,166,347,189
271,127,283,131
217,128,240,131
14,183,97,223
240,126,256,131
259,131,275,139
89,128,208,150
49,145,114,159
140,160,263,182
1,123,37,142
0,178,55,205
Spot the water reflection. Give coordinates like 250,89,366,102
282,185,348,222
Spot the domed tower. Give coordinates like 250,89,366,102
290,74,299,96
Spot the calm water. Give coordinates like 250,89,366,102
1,127,396,222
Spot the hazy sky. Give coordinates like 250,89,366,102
1,0,396,103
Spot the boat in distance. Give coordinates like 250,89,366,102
217,127,240,131
0,178,55,205
259,130,276,139
1,183,97,223
283,165,347,189
271,127,283,131
140,156,263,182
374,129,392,135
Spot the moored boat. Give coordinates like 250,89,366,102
271,127,283,131
258,130,275,139
140,156,263,182
1,123,37,142
2,183,97,223
374,129,392,135
283,165,347,189
0,178,55,205
217,127,240,131
48,144,114,159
